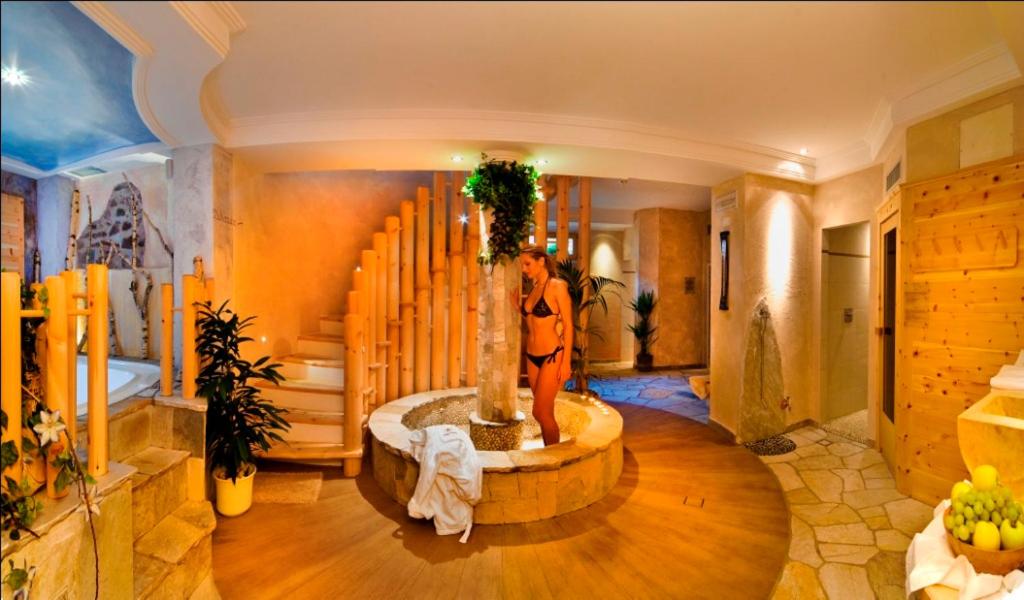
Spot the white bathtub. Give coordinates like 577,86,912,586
74,356,161,413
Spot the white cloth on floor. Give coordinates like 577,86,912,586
407,424,482,543
906,499,1024,599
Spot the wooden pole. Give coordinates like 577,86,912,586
465,201,480,387
556,175,570,261
399,201,415,396
1,272,22,483
431,172,447,389
414,187,430,392
448,172,465,387
360,251,377,410
351,273,367,415
579,176,592,371
61,270,80,445
44,275,69,499
373,233,388,406
160,283,174,396
181,275,198,400
86,264,109,477
343,308,363,477
385,217,400,402
534,176,549,246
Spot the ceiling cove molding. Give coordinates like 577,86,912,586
816,42,1021,183
222,109,817,181
0,156,47,180
169,1,245,60
1,142,166,181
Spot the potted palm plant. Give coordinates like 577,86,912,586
196,301,290,517
555,258,624,394
628,290,658,372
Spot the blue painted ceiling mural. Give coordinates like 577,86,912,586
0,1,159,173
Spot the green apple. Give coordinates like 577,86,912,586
972,465,999,492
1001,519,1024,550
973,521,1001,551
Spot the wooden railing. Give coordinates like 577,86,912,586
1,265,111,494
157,263,214,400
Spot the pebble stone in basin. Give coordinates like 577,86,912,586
369,388,624,524
958,390,1024,498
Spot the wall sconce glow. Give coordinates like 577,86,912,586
260,335,267,344
355,266,361,272
458,213,469,225
451,155,464,163
1,64,30,86
535,159,549,166
799,148,808,156
766,197,794,298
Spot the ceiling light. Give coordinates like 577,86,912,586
1,65,30,87
799,148,808,156
536,158,549,166
458,213,469,225
451,155,464,163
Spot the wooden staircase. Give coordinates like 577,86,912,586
257,315,363,466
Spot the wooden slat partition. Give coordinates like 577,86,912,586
414,187,430,392
373,233,388,407
579,177,592,359
534,178,548,245
399,201,415,396
343,295,363,477
466,200,480,387
556,176,570,261
448,172,465,387
385,217,400,402
431,172,447,389
897,155,1024,505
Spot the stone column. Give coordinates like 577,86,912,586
169,144,233,367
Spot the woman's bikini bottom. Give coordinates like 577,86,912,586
525,346,564,368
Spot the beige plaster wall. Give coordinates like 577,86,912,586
588,230,626,361
634,207,709,367
233,169,431,362
906,85,1024,183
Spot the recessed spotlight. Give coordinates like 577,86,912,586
260,335,267,343
536,158,549,166
451,155,464,163
1,65,30,87
458,213,469,225
799,148,808,156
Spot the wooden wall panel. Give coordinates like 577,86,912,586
898,155,1024,505
1,193,25,275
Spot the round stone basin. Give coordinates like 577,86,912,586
369,387,624,524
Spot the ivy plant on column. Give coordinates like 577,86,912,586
463,155,541,450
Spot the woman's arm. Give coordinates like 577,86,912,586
556,280,574,385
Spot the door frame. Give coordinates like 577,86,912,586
875,191,900,473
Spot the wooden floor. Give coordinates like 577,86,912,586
212,403,790,599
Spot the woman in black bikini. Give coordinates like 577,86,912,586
519,245,573,446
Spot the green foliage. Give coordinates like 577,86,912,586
1,409,42,543
4,559,32,592
555,258,625,393
196,301,290,483
463,154,541,266
627,289,658,355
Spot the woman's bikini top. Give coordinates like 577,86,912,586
521,277,556,318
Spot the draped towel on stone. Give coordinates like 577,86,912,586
407,425,483,543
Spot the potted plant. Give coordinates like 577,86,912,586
196,301,289,517
555,258,624,394
628,290,658,372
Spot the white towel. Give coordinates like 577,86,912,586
991,365,1024,391
906,498,1024,599
407,425,483,543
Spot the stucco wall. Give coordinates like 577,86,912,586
588,229,625,361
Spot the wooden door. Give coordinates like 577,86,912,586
876,199,900,472
1,192,25,275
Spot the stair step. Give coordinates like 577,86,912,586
260,440,362,461
258,379,345,413
124,446,190,541
319,314,345,336
134,500,216,599
277,353,344,385
287,408,345,425
297,333,345,359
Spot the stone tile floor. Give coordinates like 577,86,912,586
587,369,934,600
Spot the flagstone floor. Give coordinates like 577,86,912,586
588,368,935,600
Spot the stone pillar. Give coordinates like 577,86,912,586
35,175,76,279
169,144,233,367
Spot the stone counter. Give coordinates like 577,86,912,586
369,388,624,524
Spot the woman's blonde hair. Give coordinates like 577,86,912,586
520,245,557,279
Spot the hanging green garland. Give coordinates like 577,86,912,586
462,153,542,266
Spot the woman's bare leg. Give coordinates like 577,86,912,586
533,361,561,446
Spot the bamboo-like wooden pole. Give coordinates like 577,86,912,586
534,177,549,246
385,216,400,402
86,263,109,477
160,283,174,396
360,250,377,409
343,306,363,477
61,270,80,445
414,187,430,392
556,175,570,261
579,176,593,362
448,172,465,387
431,172,447,389
1,273,22,483
44,275,69,499
373,233,388,405
399,201,415,396
465,201,480,387
181,275,198,400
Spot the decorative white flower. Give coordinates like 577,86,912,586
81,485,101,517
33,409,66,447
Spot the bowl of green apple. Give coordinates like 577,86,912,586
944,465,1024,576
